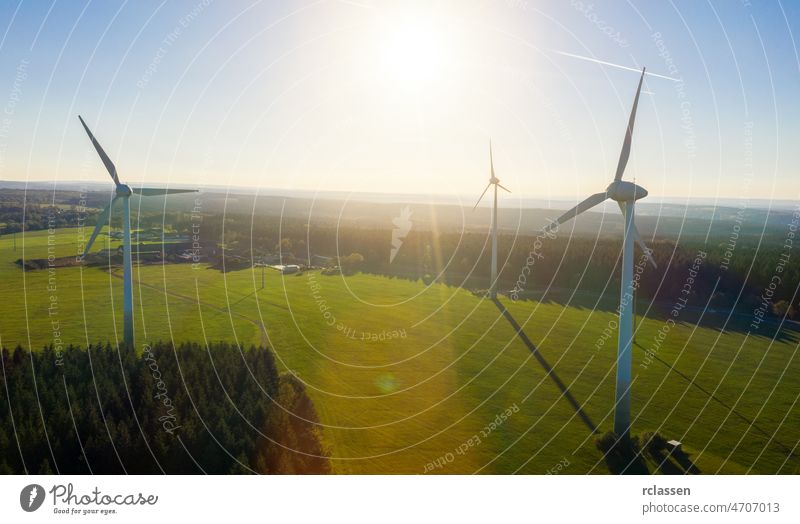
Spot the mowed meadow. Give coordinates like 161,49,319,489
1,227,799,474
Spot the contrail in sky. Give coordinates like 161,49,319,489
549,49,680,82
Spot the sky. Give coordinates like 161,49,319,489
0,0,798,203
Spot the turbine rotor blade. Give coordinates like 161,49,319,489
543,192,608,233
489,139,496,180
633,224,657,269
82,198,116,257
497,183,511,193
617,201,657,268
473,183,492,210
78,116,121,186
613,68,645,182
135,187,198,196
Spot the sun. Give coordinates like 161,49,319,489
378,17,450,93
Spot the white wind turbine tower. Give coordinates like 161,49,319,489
474,141,511,299
543,69,657,441
79,116,197,347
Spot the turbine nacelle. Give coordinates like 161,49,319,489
116,184,132,197
606,180,648,202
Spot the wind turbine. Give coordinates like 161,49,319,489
473,140,511,299
543,68,656,441
78,115,197,347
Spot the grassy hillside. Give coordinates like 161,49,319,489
1,228,798,474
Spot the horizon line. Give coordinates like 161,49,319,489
0,179,795,208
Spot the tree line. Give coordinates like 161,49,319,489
215,216,799,318
253,220,800,319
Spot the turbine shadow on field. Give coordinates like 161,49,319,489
492,298,598,434
511,288,800,344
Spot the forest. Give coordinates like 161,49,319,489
0,189,110,233
0,342,330,474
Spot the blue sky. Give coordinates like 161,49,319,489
0,0,797,202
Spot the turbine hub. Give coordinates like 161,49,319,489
606,180,647,202
116,184,132,197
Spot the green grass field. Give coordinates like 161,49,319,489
1,227,798,474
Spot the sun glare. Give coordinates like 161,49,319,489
378,17,450,92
